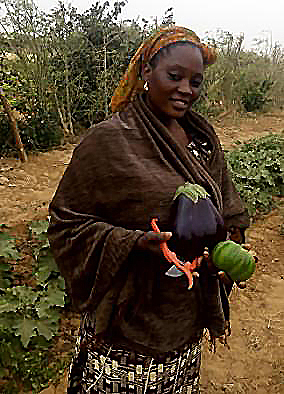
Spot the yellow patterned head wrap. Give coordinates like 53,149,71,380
111,26,217,113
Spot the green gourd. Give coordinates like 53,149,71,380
212,240,256,282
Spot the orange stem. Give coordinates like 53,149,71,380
151,218,197,289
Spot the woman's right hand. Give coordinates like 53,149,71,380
135,231,172,256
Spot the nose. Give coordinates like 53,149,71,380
178,79,192,95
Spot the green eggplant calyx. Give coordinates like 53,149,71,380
173,182,210,204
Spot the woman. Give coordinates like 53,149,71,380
48,27,249,394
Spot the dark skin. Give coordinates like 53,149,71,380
137,44,205,254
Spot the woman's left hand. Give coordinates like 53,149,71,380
203,244,258,289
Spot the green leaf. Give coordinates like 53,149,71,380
36,263,53,284
36,249,59,284
29,220,49,242
0,314,18,330
46,308,61,324
0,262,11,272
11,286,39,305
35,299,52,319
35,319,56,341
0,300,19,313
14,317,37,348
55,276,65,291
174,182,209,203
0,277,12,289
29,220,49,235
0,261,13,289
46,286,65,307
0,290,19,313
33,241,50,260
0,232,20,260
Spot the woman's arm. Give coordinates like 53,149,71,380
48,202,144,312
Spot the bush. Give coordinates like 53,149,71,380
241,79,274,112
0,221,67,393
227,133,284,216
20,109,63,151
0,110,63,156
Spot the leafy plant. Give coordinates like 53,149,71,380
0,220,68,393
241,79,274,112
227,133,284,216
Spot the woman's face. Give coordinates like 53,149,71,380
143,44,204,124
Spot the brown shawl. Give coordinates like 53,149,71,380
48,95,249,355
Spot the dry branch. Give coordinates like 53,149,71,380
0,89,27,162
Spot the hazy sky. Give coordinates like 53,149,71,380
34,0,284,49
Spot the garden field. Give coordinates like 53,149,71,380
0,111,283,394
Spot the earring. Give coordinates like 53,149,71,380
144,81,149,91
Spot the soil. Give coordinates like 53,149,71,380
0,111,283,393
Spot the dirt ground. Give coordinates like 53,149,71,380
0,111,283,393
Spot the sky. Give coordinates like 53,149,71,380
33,0,284,49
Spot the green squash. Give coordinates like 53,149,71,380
212,240,256,282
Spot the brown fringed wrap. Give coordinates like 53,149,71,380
48,95,249,356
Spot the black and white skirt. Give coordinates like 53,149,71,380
67,315,201,394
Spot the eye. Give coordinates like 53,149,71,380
191,79,203,88
168,72,181,81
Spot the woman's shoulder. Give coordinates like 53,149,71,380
85,113,125,138
82,106,138,142
72,106,139,161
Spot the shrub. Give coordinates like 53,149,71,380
241,79,274,112
0,221,67,393
227,133,284,216
0,110,63,156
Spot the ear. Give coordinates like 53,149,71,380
141,63,152,82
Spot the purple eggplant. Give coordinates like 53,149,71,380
168,183,227,262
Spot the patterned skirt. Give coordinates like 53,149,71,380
68,316,202,394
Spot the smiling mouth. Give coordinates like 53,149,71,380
170,99,189,109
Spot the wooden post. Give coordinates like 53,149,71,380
0,88,27,162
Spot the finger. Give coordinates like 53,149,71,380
242,243,252,251
145,231,172,242
196,256,203,268
236,281,247,289
218,271,232,285
160,231,172,241
203,247,209,260
248,250,258,263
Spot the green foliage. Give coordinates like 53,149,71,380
0,220,67,393
0,261,13,290
0,330,68,393
0,58,63,154
195,30,284,116
20,109,63,151
0,232,20,260
227,133,284,216
1,1,284,154
241,79,274,112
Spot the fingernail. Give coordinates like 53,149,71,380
165,232,172,237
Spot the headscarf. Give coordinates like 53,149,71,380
111,26,217,113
